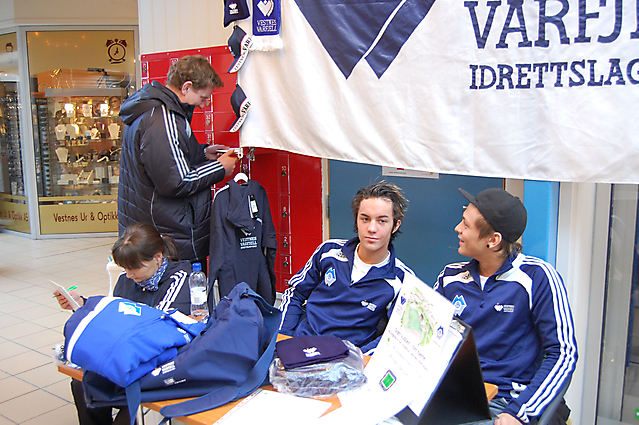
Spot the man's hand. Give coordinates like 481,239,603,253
217,150,239,177
204,144,230,161
494,412,523,425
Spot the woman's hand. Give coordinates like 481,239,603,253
53,290,84,310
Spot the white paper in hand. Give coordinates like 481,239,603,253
49,280,81,311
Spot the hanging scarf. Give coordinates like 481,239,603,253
252,0,283,51
136,257,168,292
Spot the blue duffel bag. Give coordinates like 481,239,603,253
64,296,205,388
81,282,281,424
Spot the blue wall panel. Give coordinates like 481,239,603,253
329,160,502,285
522,181,560,266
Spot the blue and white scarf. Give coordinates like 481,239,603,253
136,257,168,292
252,0,282,51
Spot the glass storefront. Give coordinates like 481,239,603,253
26,30,136,234
0,32,29,233
597,185,639,424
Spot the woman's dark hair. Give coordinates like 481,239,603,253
351,180,408,243
112,223,179,269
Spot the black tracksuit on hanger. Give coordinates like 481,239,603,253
209,179,277,305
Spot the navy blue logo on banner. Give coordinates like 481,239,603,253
294,0,437,79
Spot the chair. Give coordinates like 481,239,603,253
106,258,124,297
537,377,572,425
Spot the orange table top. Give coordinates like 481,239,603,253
58,363,497,425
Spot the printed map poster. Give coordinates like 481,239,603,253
318,273,455,424
370,272,455,395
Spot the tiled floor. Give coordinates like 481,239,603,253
0,231,117,425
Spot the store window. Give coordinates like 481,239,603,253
0,32,29,233
597,185,639,424
27,30,136,234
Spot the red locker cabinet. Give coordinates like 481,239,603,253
248,149,323,294
140,48,323,295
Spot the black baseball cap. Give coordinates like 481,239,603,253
227,26,253,73
276,335,349,369
459,188,527,243
229,84,251,132
223,0,250,27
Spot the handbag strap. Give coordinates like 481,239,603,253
237,293,280,394
158,290,281,418
124,380,141,425
122,288,281,424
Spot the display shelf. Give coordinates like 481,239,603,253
0,82,24,196
36,88,125,199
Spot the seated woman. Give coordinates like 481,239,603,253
54,222,193,425
56,222,191,315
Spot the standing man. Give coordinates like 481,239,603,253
434,188,577,425
118,55,238,263
279,181,414,354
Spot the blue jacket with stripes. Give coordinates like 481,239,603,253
118,81,226,261
279,237,414,354
434,253,578,423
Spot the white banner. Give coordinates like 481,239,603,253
238,0,639,183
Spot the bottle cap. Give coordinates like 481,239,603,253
192,262,202,272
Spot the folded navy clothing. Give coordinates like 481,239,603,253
276,335,349,369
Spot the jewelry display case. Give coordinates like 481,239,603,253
38,88,125,198
0,82,25,197
32,88,126,234
0,81,30,234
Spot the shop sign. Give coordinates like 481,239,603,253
40,202,117,234
106,39,127,64
0,200,30,233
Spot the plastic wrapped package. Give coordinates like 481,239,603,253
269,339,367,398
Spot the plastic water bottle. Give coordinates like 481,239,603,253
189,263,209,322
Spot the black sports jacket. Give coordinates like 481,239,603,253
118,81,225,261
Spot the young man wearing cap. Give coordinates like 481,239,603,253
279,181,414,354
118,55,238,263
434,188,577,425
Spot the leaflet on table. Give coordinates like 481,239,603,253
319,273,455,424
316,358,416,425
214,389,331,425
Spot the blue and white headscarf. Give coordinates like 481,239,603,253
136,257,168,292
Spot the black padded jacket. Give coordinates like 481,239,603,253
117,81,225,261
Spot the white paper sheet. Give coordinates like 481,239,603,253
214,389,332,425
49,280,81,311
321,273,456,425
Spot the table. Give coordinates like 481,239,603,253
58,363,497,425
57,363,342,424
